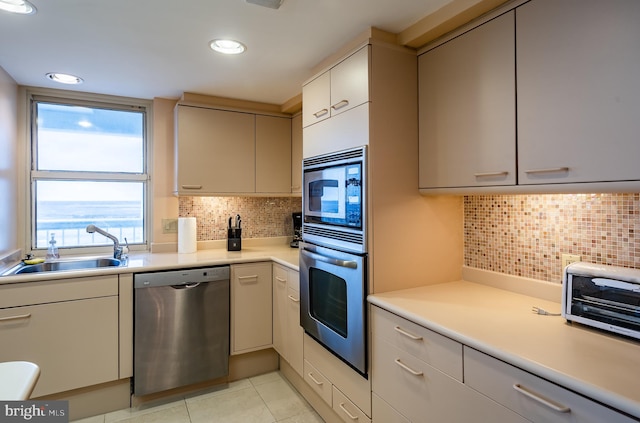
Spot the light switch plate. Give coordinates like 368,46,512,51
561,253,581,270
162,218,178,234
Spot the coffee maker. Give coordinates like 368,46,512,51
290,212,302,248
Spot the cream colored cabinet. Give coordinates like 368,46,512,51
256,115,292,194
291,113,302,194
175,104,294,195
371,307,529,423
0,275,119,397
516,0,640,185
175,105,255,195
419,11,516,189
272,263,303,376
303,334,371,421
231,262,273,354
464,347,637,423
302,45,369,128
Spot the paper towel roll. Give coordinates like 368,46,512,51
178,217,197,253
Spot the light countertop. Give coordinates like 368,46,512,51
0,244,300,285
368,280,640,420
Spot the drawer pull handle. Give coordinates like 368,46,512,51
339,402,359,420
513,384,571,413
524,167,569,175
474,171,509,177
238,275,258,284
331,99,349,111
287,295,300,303
394,358,423,376
313,109,328,118
394,325,423,341
181,184,203,190
0,313,31,322
275,276,286,284
308,372,323,386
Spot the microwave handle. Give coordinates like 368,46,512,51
301,248,358,269
593,278,640,292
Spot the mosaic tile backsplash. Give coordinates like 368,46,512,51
179,196,302,241
464,194,640,283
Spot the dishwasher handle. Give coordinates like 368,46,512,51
171,282,201,289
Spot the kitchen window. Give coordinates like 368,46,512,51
29,93,150,253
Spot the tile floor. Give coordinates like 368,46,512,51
73,372,324,423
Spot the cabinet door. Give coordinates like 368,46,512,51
0,297,119,397
272,264,288,357
517,0,640,184
176,105,255,194
291,113,302,194
285,271,303,376
464,347,637,423
231,263,272,354
302,71,331,127
330,46,370,118
256,115,292,194
419,11,516,189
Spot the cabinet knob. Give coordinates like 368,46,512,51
313,109,328,118
474,171,509,178
181,185,203,190
524,167,569,175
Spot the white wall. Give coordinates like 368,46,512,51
0,66,18,257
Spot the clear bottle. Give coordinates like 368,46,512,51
46,233,60,259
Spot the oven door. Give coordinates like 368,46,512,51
299,241,367,376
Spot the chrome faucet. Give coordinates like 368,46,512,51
86,224,124,260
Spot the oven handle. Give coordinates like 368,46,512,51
301,248,358,269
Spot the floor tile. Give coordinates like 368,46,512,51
254,378,313,421
73,416,105,423
187,386,275,423
106,403,190,423
277,410,325,423
105,400,187,423
249,371,284,387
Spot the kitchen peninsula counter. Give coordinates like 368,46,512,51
368,279,640,420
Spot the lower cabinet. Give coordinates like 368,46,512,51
231,262,273,354
464,347,638,423
0,275,120,397
272,263,303,376
303,333,372,422
371,306,527,423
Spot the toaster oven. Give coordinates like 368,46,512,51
562,262,640,340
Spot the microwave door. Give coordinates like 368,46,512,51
308,179,339,212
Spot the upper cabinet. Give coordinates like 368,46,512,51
419,11,516,189
302,46,369,128
291,113,302,194
516,0,640,185
175,104,294,196
419,0,640,193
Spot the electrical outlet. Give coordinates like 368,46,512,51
162,218,178,234
561,253,581,269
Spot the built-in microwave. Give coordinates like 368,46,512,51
302,146,366,254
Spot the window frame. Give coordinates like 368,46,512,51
25,88,153,256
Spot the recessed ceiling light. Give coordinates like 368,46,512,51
45,72,84,85
0,0,36,14
209,39,246,55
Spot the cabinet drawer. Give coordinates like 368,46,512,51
464,347,636,423
373,337,529,423
371,306,462,381
304,359,332,406
333,386,371,423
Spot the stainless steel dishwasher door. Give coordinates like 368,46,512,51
133,266,230,396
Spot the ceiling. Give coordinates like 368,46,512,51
0,0,458,106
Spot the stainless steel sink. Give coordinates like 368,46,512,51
3,258,122,276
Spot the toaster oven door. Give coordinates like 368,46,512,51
567,275,640,338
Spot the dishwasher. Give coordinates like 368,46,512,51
133,266,230,396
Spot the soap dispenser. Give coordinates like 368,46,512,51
46,233,59,259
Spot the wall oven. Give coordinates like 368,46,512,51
300,241,367,376
302,146,366,254
300,146,368,378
